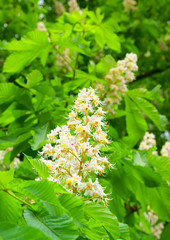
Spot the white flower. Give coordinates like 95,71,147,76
139,132,158,155
68,0,82,14
101,53,138,113
161,141,170,157
123,0,137,13
38,87,112,203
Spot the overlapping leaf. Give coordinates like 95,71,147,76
3,31,50,73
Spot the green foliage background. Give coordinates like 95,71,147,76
0,0,170,239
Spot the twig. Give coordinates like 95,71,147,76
131,65,170,82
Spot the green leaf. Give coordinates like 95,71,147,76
42,201,65,218
148,154,170,181
0,222,50,240
25,154,50,179
133,165,162,188
0,191,22,224
124,95,147,146
63,36,92,56
0,108,27,127
80,227,104,240
81,217,107,239
95,55,116,76
88,60,95,74
132,151,147,167
26,69,43,88
146,183,170,222
24,209,78,240
160,223,170,240
24,180,59,204
59,193,86,223
0,83,22,104
85,202,119,239
119,223,130,240
3,52,37,73
95,23,120,51
128,92,166,131
30,123,49,150
103,141,130,160
33,82,55,96
95,27,105,49
0,167,14,188
3,31,50,73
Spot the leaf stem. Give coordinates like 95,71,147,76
5,189,33,208
73,53,79,80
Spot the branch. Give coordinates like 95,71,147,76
131,65,170,82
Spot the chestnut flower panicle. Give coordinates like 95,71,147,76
161,141,170,157
139,132,157,155
68,0,82,14
103,53,138,113
39,88,112,203
123,0,137,12
55,1,65,17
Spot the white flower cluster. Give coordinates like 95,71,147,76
0,147,21,169
139,132,157,154
39,88,112,203
68,0,82,14
161,141,170,157
56,48,72,73
55,1,65,17
37,22,47,32
158,38,168,52
37,22,51,42
103,53,138,112
143,209,164,240
139,133,170,158
93,82,106,98
123,0,137,12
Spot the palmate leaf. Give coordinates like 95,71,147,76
95,55,116,76
23,180,66,217
16,70,43,89
0,167,14,187
119,223,130,240
25,154,50,179
81,218,108,240
95,23,120,51
127,87,163,103
0,191,22,224
103,141,130,160
109,158,170,221
160,223,170,240
26,69,43,88
81,227,105,240
146,183,170,222
84,202,120,239
0,222,50,240
132,151,163,187
124,95,147,146
59,193,86,223
3,52,38,74
3,31,50,73
24,180,59,204
127,91,166,131
0,83,22,104
148,154,170,181
24,209,79,240
30,123,49,150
